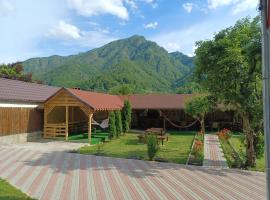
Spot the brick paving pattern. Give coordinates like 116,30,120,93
203,134,228,168
0,142,266,200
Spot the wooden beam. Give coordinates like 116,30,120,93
163,115,166,132
44,105,47,138
65,106,69,140
88,113,93,144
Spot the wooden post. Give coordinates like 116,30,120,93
88,113,93,144
44,105,47,138
163,115,166,132
71,107,74,133
65,106,69,140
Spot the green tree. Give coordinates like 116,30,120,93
109,84,134,95
184,95,214,134
176,81,202,94
0,62,35,82
122,100,132,133
194,16,262,167
115,110,123,137
109,111,116,139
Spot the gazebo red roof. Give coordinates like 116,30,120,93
67,88,123,111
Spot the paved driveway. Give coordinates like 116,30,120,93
0,141,266,200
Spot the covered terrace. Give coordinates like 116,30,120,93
43,88,123,142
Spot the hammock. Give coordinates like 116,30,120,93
92,118,109,129
161,111,198,128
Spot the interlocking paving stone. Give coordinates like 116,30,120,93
0,142,266,200
203,134,228,168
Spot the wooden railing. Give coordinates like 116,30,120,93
44,123,66,138
68,121,88,133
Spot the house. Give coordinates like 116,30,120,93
0,78,237,144
126,94,237,130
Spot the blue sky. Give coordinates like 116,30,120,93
0,0,258,63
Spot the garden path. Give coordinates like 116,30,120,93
203,134,228,168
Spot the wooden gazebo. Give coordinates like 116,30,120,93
43,88,123,142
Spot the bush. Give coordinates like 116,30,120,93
115,110,123,137
147,134,159,161
122,100,132,133
109,111,116,139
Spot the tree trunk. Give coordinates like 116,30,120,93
200,116,205,134
242,113,256,167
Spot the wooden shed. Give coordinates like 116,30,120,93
0,78,59,143
43,88,123,142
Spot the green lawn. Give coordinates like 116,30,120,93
68,130,109,145
229,135,265,172
0,178,34,200
79,131,195,164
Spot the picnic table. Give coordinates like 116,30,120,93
138,128,169,145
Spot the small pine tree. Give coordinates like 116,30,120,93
115,110,123,137
122,100,132,133
109,111,116,139
147,134,159,161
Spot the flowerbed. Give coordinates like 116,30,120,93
218,128,243,168
188,131,204,166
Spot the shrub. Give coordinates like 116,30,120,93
122,100,132,133
109,111,116,139
147,134,159,161
115,110,123,137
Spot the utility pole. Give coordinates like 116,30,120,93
261,0,270,199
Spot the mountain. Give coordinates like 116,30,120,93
23,35,194,93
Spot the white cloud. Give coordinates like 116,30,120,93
150,13,254,54
141,0,154,3
48,21,81,40
47,21,116,49
207,0,234,9
232,0,258,14
78,31,116,48
139,0,158,8
68,0,129,20
143,21,158,29
207,0,257,14
0,0,14,16
164,42,181,52
125,0,137,10
182,2,194,13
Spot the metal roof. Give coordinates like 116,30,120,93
125,94,196,110
0,78,60,103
